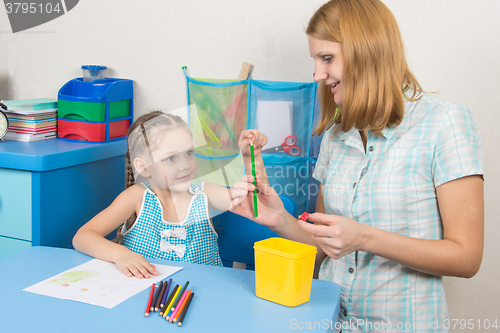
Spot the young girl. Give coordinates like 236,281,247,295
73,111,266,279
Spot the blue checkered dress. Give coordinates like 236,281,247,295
121,182,222,266
314,93,484,332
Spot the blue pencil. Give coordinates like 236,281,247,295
151,281,163,311
155,280,168,311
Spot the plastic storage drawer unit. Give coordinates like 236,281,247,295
58,77,133,142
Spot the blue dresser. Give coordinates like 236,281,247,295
0,138,127,258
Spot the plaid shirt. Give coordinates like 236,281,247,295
313,93,484,332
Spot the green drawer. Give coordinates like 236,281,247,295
57,99,130,121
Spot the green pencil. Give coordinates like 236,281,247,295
171,281,190,312
250,140,258,217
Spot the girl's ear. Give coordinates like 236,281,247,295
133,157,151,177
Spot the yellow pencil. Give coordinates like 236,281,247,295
164,286,181,320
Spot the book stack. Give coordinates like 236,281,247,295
3,98,58,142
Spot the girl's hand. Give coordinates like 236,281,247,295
230,175,286,229
297,213,370,259
228,179,250,210
239,129,268,157
114,247,159,279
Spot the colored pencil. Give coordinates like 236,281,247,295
250,140,258,217
160,284,179,317
298,212,309,222
171,281,189,312
160,278,172,309
155,280,167,311
177,292,194,327
144,283,155,317
169,289,189,323
151,281,163,311
164,285,181,319
173,290,191,323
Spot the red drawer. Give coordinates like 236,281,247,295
58,119,129,142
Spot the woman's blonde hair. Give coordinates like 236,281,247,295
307,0,423,136
114,111,191,244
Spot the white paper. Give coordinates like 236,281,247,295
24,259,182,309
256,101,293,148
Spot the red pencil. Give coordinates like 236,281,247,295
297,212,309,222
145,283,155,317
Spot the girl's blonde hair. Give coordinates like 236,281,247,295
114,111,191,244
307,0,423,136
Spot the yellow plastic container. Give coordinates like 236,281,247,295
254,237,317,307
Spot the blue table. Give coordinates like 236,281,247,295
0,246,340,332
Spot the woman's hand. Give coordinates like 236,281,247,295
230,175,286,229
231,175,327,255
113,246,159,279
297,213,369,259
239,129,268,157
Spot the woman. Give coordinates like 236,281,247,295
234,0,484,331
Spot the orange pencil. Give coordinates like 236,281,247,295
173,290,192,323
144,283,155,317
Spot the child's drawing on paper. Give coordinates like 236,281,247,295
46,269,137,303
24,259,182,308
49,270,99,285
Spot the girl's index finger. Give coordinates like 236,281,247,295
247,130,265,144
140,261,159,278
241,130,255,141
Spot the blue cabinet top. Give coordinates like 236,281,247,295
0,138,127,171
58,78,133,103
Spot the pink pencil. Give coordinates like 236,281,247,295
169,289,189,323
173,290,192,323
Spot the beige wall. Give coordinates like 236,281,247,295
1,0,498,330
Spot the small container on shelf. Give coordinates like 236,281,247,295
81,65,107,82
57,66,133,142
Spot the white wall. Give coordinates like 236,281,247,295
1,0,498,330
